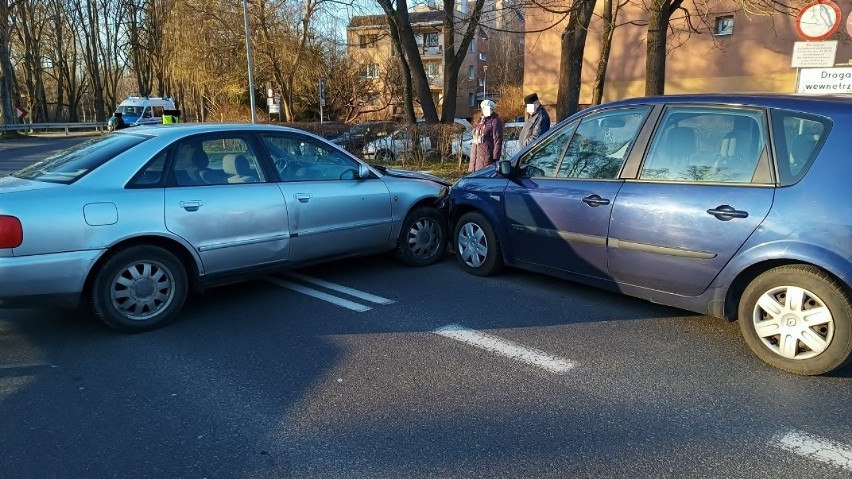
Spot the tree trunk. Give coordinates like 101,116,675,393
0,0,17,124
378,0,438,123
591,0,618,105
440,0,484,123
556,0,597,121
388,19,416,123
645,0,683,96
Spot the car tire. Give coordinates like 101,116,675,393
91,245,189,333
454,212,503,276
738,265,852,375
396,206,448,267
375,149,394,162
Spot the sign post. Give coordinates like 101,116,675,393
791,1,844,94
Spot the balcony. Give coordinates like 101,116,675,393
421,45,443,57
427,75,444,88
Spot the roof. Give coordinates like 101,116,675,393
348,10,444,29
594,93,852,112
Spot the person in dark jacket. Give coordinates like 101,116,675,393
469,99,504,172
519,92,551,148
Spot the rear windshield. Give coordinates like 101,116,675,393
13,134,149,184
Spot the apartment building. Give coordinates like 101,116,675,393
524,1,852,116
347,3,511,120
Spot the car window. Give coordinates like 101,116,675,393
770,109,830,186
129,150,168,187
557,107,650,179
170,135,265,186
640,106,768,183
258,133,360,181
516,120,578,178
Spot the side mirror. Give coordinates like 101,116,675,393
357,164,372,179
497,160,512,176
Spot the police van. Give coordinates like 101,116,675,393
108,96,177,131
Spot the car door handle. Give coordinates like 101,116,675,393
294,193,312,203
582,195,610,207
707,204,748,221
179,200,203,212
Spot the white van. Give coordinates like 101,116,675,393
108,96,177,130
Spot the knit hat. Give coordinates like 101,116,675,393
524,93,539,104
480,99,496,109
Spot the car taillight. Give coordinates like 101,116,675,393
0,215,23,248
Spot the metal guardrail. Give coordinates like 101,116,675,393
0,122,107,134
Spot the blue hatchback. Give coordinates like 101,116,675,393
448,94,852,376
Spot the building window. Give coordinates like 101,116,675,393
468,40,477,53
715,16,734,36
468,65,475,79
478,52,486,61
424,33,439,47
359,34,378,48
359,63,379,79
424,61,441,77
468,93,475,107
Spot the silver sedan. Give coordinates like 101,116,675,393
0,123,449,332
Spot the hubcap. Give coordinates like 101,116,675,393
751,285,834,360
111,260,175,321
407,218,441,258
458,222,488,268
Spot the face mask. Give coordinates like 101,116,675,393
526,103,535,114
481,107,492,117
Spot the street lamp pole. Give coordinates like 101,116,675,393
482,65,487,101
242,0,257,123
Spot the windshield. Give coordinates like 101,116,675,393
13,134,149,184
116,105,144,118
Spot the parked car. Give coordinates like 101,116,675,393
448,93,852,376
332,121,398,156
363,119,472,162
459,121,524,162
0,123,450,332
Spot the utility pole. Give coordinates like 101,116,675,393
482,65,487,101
242,0,257,123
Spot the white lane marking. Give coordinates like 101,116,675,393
286,273,396,305
433,324,576,374
265,278,372,312
771,430,852,472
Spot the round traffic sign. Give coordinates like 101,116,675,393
796,0,842,41
847,12,852,38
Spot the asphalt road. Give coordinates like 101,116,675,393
0,134,97,175
0,137,850,478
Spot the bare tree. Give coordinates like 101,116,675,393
126,0,174,97
590,0,627,105
376,0,439,122
11,0,50,121
69,0,108,122
0,0,18,124
439,0,485,123
645,0,683,95
556,0,596,120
